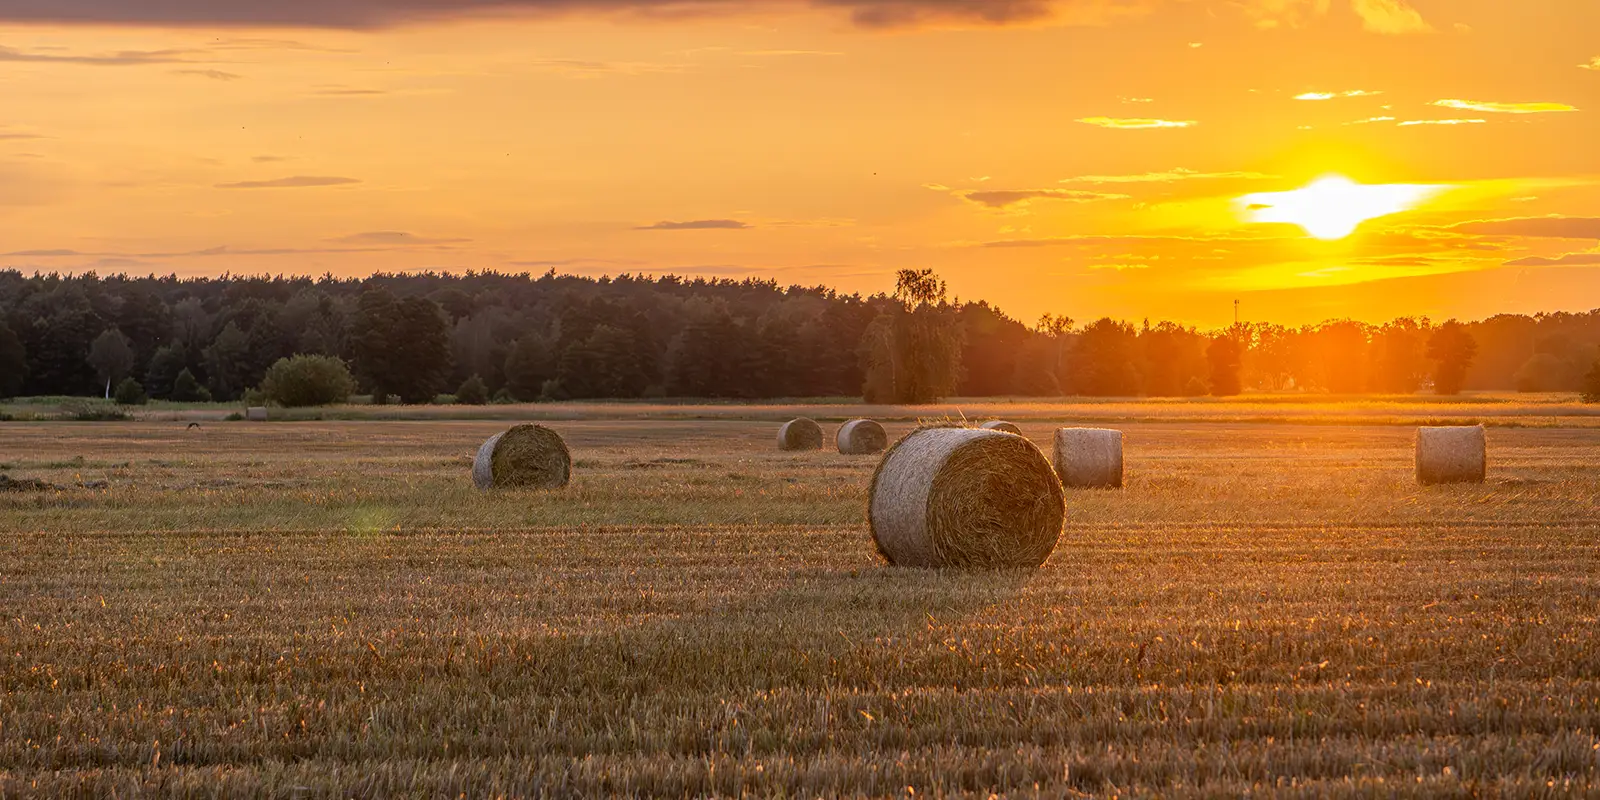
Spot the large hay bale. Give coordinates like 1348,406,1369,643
246,406,268,422
473,424,572,490
1053,428,1124,489
869,427,1064,569
837,419,888,455
777,418,824,451
980,420,1022,435
1415,425,1486,485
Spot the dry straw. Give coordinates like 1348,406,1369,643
869,427,1064,569
980,420,1022,435
246,407,269,422
1053,428,1124,489
777,418,824,451
1415,425,1486,485
472,424,572,490
837,419,888,455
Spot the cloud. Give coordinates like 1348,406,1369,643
1431,99,1578,114
1450,217,1600,239
1344,116,1396,125
172,68,242,80
1350,0,1431,33
635,219,750,230
1504,253,1600,267
0,44,195,65
0,0,1092,29
1077,117,1196,129
738,49,844,57
1397,118,1485,126
955,188,1129,209
1582,57,1600,72
329,231,469,245
0,0,1447,33
252,155,288,163
214,175,361,189
1294,90,1382,100
1062,167,1275,184
0,132,44,140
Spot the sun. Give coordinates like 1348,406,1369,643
1237,175,1443,239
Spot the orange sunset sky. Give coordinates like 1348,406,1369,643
0,0,1596,327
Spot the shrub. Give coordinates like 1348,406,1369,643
171,369,212,403
62,400,131,422
260,355,357,408
491,388,515,405
456,375,489,406
1581,360,1600,404
113,378,148,406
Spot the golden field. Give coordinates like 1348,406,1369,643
2,403,1599,797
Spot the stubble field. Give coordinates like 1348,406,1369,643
3,405,1599,797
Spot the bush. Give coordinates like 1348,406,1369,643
171,368,212,403
456,375,489,406
491,387,515,405
260,355,357,408
113,378,148,406
62,400,131,422
1581,360,1600,403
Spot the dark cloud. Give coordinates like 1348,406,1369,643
215,175,361,189
635,219,750,230
1450,216,1600,239
0,133,44,140
0,0,1088,29
1504,253,1600,267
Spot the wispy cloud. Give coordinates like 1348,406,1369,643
1582,57,1600,71
738,49,843,57
1062,167,1275,184
1344,116,1396,125
215,175,361,189
1295,90,1382,100
1350,0,1432,34
1077,117,1196,129
1504,252,1600,267
635,219,750,230
0,44,195,65
172,68,242,81
1451,216,1600,239
328,231,469,245
951,188,1129,209
1397,118,1485,127
1431,99,1578,114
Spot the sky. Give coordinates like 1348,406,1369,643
0,0,1596,328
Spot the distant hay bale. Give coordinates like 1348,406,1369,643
777,418,824,451
246,407,268,422
980,420,1022,435
869,427,1064,569
472,424,572,490
1053,428,1124,489
837,419,888,455
1416,425,1486,485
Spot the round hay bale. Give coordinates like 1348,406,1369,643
980,420,1022,435
869,427,1064,569
837,419,888,455
472,424,572,490
777,418,824,451
1053,428,1124,489
246,406,268,422
1416,425,1486,485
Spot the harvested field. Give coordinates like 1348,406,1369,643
3,408,1600,796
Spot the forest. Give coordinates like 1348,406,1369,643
1,267,1598,403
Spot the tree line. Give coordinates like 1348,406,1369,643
2,267,1598,403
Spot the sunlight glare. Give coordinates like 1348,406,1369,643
1237,175,1443,239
